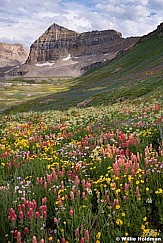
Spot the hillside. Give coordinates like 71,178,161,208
2,22,163,114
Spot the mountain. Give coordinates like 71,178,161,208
0,43,28,80
4,23,139,79
0,43,28,66
3,22,163,114
26,23,138,64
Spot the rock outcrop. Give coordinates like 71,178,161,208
0,43,28,67
139,22,163,43
26,23,139,64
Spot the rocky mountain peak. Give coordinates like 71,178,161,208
45,23,79,34
26,23,138,64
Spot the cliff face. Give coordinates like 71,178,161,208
0,43,28,67
26,23,139,64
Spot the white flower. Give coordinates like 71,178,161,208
146,197,152,203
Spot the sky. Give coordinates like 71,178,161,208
0,0,163,48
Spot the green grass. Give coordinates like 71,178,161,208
0,78,76,113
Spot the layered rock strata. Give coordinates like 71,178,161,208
26,23,139,64
0,43,28,67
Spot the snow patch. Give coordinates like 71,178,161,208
35,62,54,67
63,54,71,61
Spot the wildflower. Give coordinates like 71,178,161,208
69,209,74,216
146,187,149,192
80,238,85,243
144,229,150,234
62,238,66,243
115,205,120,210
70,191,74,200
122,212,125,217
85,230,89,240
42,197,47,204
135,186,140,198
35,211,40,219
86,188,92,194
96,232,101,239
141,225,145,230
32,236,37,243
24,227,30,234
54,217,59,223
115,189,121,195
19,211,24,220
123,195,127,201
116,219,123,225
146,198,152,203
143,217,147,221
128,175,133,181
75,228,79,237
155,188,163,194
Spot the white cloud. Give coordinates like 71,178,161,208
0,0,163,48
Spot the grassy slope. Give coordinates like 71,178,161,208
3,35,163,113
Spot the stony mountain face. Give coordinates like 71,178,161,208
3,24,139,79
26,23,139,64
0,43,28,67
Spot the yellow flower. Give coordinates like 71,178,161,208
141,224,145,230
115,189,121,195
146,187,149,191
96,241,100,243
63,221,66,225
155,188,163,194
106,178,111,184
144,229,150,234
152,231,159,237
116,219,123,225
48,236,53,241
115,205,120,210
136,181,140,185
143,217,147,221
125,232,128,236
122,212,125,217
114,175,120,180
96,232,101,239
61,229,64,234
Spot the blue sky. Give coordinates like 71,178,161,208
0,0,163,48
